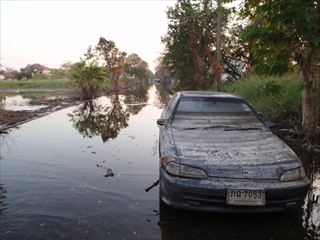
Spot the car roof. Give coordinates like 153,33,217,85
179,91,243,100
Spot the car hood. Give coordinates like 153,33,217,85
171,128,301,179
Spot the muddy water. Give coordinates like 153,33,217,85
0,85,319,240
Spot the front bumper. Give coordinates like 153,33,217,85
160,168,310,213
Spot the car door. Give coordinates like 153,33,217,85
159,93,179,156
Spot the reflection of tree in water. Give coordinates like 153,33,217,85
154,85,171,109
0,95,4,109
123,84,149,115
0,134,7,214
0,184,7,214
302,152,320,239
159,201,305,240
68,94,129,143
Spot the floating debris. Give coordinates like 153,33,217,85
91,151,96,154
104,168,114,177
145,180,159,192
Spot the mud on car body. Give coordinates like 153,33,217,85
157,91,310,212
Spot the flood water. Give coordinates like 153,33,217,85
0,85,319,240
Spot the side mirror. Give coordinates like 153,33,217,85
157,118,169,126
264,121,275,128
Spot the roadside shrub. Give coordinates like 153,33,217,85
70,61,108,100
222,73,301,120
0,79,73,89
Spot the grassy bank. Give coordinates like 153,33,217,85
222,73,301,120
0,79,73,90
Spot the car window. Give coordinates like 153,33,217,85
162,94,179,119
172,96,263,128
176,97,251,113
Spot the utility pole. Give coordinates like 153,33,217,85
215,0,222,91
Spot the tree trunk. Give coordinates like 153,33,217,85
300,52,315,135
215,0,222,91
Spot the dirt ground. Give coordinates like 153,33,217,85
0,97,80,133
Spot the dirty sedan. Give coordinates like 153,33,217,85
157,91,310,212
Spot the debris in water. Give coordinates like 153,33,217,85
104,168,114,177
91,151,96,154
96,164,103,168
145,180,159,192
87,146,93,148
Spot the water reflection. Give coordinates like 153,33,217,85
124,84,149,115
301,151,320,239
159,202,305,240
3,95,47,111
154,85,171,109
0,133,9,214
158,149,320,240
0,184,8,214
68,94,129,143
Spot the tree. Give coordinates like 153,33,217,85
96,37,127,91
124,53,151,82
162,0,230,90
70,59,107,100
240,0,320,135
16,69,32,80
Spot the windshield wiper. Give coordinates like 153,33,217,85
174,125,234,130
203,125,234,130
224,127,262,131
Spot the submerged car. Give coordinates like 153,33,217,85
157,91,310,212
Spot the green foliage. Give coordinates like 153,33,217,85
96,37,127,89
239,0,320,75
162,0,231,90
32,69,70,81
257,80,283,97
16,70,32,80
124,53,152,81
222,73,301,119
0,79,72,89
70,61,108,99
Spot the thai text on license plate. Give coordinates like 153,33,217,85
226,189,266,206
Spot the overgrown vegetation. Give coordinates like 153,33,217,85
160,0,320,137
70,61,108,100
69,37,153,99
162,0,229,90
222,74,301,121
0,79,73,89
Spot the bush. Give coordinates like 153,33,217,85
221,73,301,120
70,61,108,99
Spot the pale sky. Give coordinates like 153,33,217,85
0,0,176,72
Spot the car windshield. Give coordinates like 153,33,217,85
172,96,265,130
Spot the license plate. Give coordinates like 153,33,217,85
226,189,265,206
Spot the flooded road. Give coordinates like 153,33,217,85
0,85,319,240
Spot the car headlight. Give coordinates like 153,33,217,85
280,167,306,182
165,161,208,180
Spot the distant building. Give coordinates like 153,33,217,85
4,71,18,80
26,63,51,74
